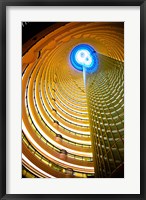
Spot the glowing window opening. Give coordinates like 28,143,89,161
70,44,99,73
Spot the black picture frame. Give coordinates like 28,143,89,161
0,0,145,199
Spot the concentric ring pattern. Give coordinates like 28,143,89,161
22,22,124,178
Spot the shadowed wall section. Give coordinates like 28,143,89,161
86,54,124,178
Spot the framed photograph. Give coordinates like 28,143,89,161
0,0,145,199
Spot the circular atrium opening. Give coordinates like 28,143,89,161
70,44,98,73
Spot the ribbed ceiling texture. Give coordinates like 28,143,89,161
22,22,124,178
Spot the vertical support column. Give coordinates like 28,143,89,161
83,66,86,88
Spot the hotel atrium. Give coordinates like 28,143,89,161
22,22,124,178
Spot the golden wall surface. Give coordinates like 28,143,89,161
22,22,124,178
86,54,124,177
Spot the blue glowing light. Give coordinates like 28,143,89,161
70,44,98,73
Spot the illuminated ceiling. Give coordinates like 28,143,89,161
22,22,124,178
